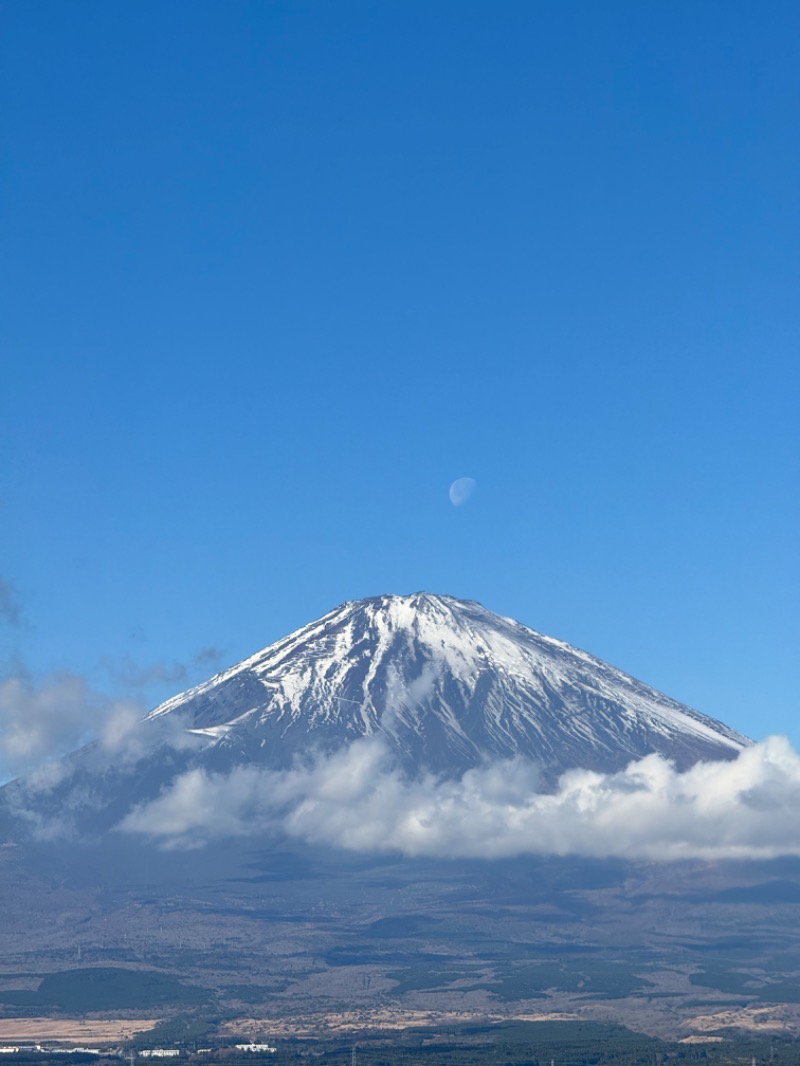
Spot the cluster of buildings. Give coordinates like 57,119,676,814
0,1049,103,1057
0,1046,277,1059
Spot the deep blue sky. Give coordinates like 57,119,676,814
2,1,798,745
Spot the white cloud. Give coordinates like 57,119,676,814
0,672,119,778
0,643,228,785
0,669,202,788
119,735,800,861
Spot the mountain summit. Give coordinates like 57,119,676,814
146,592,748,776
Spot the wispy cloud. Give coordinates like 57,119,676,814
0,639,225,785
0,670,145,782
0,677,205,841
119,735,800,861
100,647,225,692
0,578,22,628
0,672,103,767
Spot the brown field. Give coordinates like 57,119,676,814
221,1008,579,1039
686,1005,800,1034
0,1018,158,1044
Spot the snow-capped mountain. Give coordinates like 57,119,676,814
145,592,749,776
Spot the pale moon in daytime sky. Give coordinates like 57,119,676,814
449,477,477,507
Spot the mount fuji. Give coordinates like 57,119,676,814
143,591,748,778
0,592,750,844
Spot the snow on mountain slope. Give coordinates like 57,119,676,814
145,593,749,776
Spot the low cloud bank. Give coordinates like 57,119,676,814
120,735,800,861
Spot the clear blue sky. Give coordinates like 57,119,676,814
2,1,798,746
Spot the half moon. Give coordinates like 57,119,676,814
449,477,477,507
